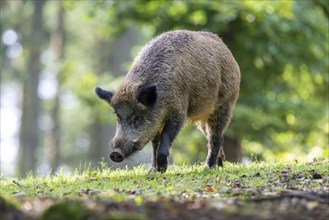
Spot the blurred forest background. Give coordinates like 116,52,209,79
1,0,328,177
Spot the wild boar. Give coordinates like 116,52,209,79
95,30,240,172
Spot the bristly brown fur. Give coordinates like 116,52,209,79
96,30,240,172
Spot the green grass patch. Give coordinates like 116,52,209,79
1,160,328,219
2,161,328,199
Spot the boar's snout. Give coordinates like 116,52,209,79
110,150,124,162
110,137,142,162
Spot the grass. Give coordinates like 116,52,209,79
1,160,328,219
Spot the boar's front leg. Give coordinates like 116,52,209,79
149,133,161,173
156,116,184,173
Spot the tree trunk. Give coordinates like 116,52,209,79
223,136,242,163
89,115,112,166
18,0,45,177
89,27,139,166
89,39,113,166
48,1,65,173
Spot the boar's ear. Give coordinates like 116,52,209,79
95,87,114,103
137,85,157,107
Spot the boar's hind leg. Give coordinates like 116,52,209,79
156,115,184,173
205,105,233,168
149,133,161,173
204,133,223,168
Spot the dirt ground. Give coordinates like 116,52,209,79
1,191,328,220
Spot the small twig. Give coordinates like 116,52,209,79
280,190,329,204
12,180,23,187
248,190,329,204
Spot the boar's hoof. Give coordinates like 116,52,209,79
110,152,124,162
156,153,168,173
217,158,224,167
157,166,167,173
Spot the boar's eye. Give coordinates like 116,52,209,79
133,115,145,127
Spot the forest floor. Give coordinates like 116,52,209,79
1,160,328,220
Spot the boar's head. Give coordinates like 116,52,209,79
95,83,164,163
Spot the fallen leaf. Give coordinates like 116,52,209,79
78,188,99,196
128,189,136,195
205,184,214,192
312,172,322,179
233,181,241,188
216,176,221,183
306,201,319,210
12,180,23,187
